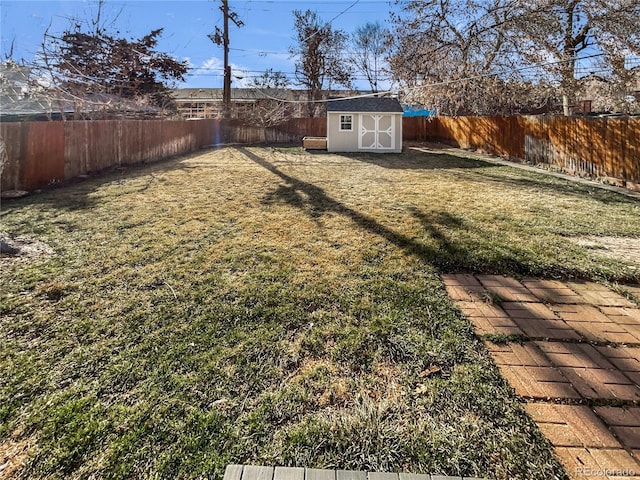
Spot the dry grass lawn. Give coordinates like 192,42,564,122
1,145,639,480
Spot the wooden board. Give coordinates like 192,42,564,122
306,468,335,480
243,465,274,480
368,473,399,480
274,467,305,480
336,470,367,480
222,465,489,480
224,465,244,480
302,136,327,150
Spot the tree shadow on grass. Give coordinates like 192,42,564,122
345,150,497,170
236,146,578,278
350,144,638,206
406,144,638,206
240,146,438,258
470,170,639,206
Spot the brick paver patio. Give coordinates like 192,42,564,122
443,274,640,480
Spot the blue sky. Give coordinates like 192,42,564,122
1,0,399,89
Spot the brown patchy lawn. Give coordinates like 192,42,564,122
1,145,639,480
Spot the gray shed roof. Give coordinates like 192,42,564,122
326,96,403,113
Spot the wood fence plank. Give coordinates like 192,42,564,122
22,122,64,189
629,119,640,185
3,116,638,192
398,473,432,480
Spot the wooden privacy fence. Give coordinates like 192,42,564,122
411,116,640,188
1,116,638,191
0,117,326,191
219,118,326,144
1,119,218,191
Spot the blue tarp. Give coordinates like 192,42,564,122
402,105,436,117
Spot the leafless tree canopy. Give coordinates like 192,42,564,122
389,0,640,115
243,68,291,128
34,2,188,119
290,10,353,117
511,0,640,114
352,22,389,93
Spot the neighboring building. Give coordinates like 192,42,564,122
0,92,162,121
1,61,165,121
171,88,361,120
172,88,308,120
577,69,640,114
326,96,403,153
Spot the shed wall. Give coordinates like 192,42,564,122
327,112,402,153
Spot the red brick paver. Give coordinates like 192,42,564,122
555,447,640,479
476,274,539,302
502,302,582,340
485,341,551,367
595,346,640,389
455,301,524,336
626,285,640,302
535,341,615,369
496,364,581,400
556,367,640,401
550,304,640,343
567,281,636,308
524,404,620,448
594,407,640,450
600,307,640,326
443,274,640,479
522,278,584,304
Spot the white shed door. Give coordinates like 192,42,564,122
358,114,395,150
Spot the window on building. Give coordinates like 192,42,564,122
339,114,353,131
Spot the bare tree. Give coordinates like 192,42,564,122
34,1,188,118
289,9,353,117
390,0,640,116
251,69,290,90
510,0,640,115
352,22,388,93
0,60,31,100
389,0,524,115
243,68,292,131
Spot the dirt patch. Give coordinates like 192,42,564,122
570,236,640,266
0,232,53,263
0,435,34,480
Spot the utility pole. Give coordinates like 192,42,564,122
222,0,231,118
208,0,243,119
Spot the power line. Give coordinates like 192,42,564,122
248,52,609,105
297,0,360,46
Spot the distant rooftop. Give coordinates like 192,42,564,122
171,88,362,102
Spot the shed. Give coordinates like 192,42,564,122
326,96,403,153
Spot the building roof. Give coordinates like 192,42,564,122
0,92,162,121
171,88,361,102
172,88,296,101
326,96,403,113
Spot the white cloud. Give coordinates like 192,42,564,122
198,56,224,75
189,56,254,87
229,63,252,88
